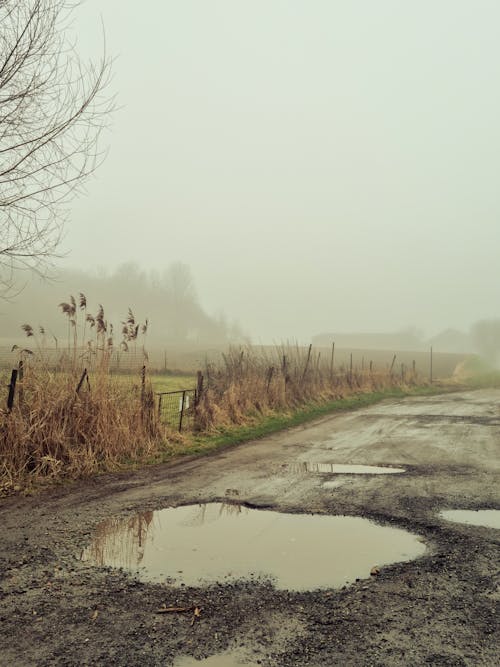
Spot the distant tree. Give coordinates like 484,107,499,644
162,262,198,305
0,0,113,295
470,319,500,365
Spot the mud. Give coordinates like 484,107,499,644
1,388,499,666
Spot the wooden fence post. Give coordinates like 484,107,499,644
195,371,204,406
390,354,397,376
7,369,17,412
301,344,312,383
141,365,146,407
18,360,24,407
266,366,275,392
76,368,88,395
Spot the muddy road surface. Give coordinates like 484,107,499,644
1,389,499,666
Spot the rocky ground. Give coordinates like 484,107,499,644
1,389,499,666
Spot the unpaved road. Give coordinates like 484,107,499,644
1,389,499,666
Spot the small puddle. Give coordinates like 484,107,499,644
440,509,500,529
174,653,258,667
81,504,425,590
288,462,405,475
322,480,346,490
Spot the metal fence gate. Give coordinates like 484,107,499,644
156,389,197,432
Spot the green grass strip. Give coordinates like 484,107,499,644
178,384,450,458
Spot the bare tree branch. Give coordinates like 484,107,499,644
0,0,114,296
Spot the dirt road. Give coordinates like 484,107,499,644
1,389,499,666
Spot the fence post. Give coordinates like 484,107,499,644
282,355,289,394
301,344,312,382
390,354,397,377
141,365,146,407
76,368,88,395
178,390,186,432
18,360,24,407
195,371,204,406
7,369,18,412
266,366,275,392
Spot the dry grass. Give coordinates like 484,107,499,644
0,370,161,485
0,297,167,492
0,296,429,492
195,344,423,431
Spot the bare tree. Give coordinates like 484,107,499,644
162,262,198,306
0,0,113,295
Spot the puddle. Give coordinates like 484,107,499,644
81,503,425,590
322,480,346,490
173,653,259,667
288,462,405,475
440,509,500,529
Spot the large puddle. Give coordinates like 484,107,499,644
440,509,500,529
288,462,405,474
81,503,425,590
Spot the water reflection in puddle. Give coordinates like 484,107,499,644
440,509,500,529
288,462,405,474
173,653,259,667
81,503,425,590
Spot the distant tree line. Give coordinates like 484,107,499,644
0,262,247,346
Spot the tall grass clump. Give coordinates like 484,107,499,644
195,343,423,431
1,295,164,491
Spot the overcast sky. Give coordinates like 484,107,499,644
65,0,500,342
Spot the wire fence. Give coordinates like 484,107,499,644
156,389,197,432
0,346,156,374
1,341,468,435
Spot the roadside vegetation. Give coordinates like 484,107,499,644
0,296,490,494
452,355,500,388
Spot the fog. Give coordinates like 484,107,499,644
10,1,500,342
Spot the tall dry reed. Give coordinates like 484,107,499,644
195,344,422,430
1,296,162,491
